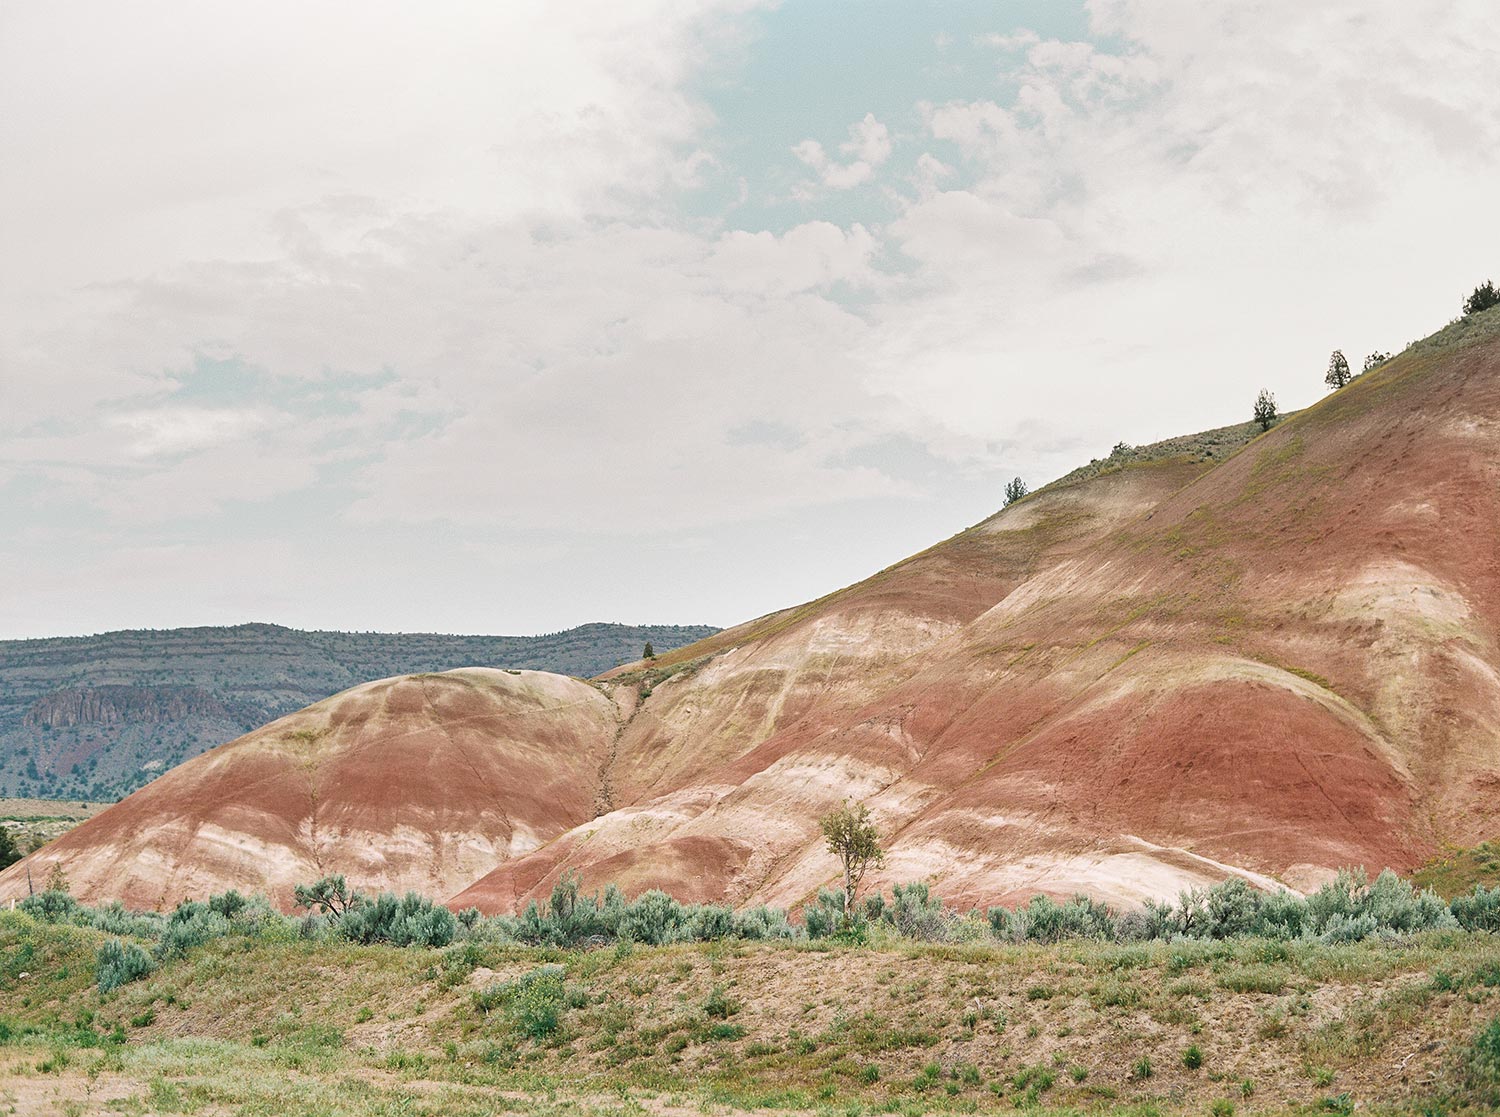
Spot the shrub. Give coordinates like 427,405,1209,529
1319,912,1378,944
339,892,457,947
96,938,154,993
881,882,953,941
1298,868,1454,942
157,909,231,961
621,890,687,945
1253,389,1277,431
1004,477,1029,505
1116,903,1173,942
804,888,850,940
1015,893,1115,942
1201,878,1262,938
689,904,735,940
207,890,249,919
1254,890,1307,939
1462,1016,1500,1107
1452,885,1500,931
86,902,165,939
1183,1044,1204,1069
985,905,1013,938
732,905,796,941
20,890,79,924
513,968,566,1039
704,986,740,1019
1463,280,1499,317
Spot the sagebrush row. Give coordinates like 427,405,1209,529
10,865,1498,994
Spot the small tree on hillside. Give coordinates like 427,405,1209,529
44,863,70,895
1363,351,1391,373
819,800,884,920
1003,477,1029,506
1463,279,1498,317
1253,389,1278,431
643,641,656,660
0,827,19,871
293,874,363,920
1324,349,1351,391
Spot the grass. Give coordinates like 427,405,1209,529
1414,840,1500,898
3,913,1500,1115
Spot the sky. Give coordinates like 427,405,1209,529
2,0,1498,639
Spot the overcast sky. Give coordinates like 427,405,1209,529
2,1,1497,639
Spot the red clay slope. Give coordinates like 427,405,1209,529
0,670,619,910
455,315,1500,913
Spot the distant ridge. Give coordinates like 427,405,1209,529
0,621,718,801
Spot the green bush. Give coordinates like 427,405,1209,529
881,882,953,941
621,890,687,945
495,965,568,1040
1452,885,1500,931
157,906,232,961
1463,1016,1500,1107
1014,893,1115,942
732,905,796,940
339,892,457,947
96,938,154,993
704,986,740,1019
689,904,735,940
1203,878,1261,938
803,888,850,940
20,890,79,924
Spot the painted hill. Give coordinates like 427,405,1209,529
6,306,1497,913
0,669,621,908
455,309,1500,913
0,622,718,801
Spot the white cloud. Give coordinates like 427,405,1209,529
793,113,893,191
4,1,1499,638
873,0,1500,462
109,408,271,459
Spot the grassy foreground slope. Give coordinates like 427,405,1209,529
2,910,1500,1115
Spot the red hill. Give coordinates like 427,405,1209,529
8,311,1498,913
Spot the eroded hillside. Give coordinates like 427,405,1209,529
6,310,1498,913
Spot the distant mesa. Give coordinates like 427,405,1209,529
0,622,719,802
6,306,1500,914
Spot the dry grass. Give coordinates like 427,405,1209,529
4,911,1500,1115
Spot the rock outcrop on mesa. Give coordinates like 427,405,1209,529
8,310,1499,913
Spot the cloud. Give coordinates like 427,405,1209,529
793,113,893,191
4,1,1499,638
869,0,1500,460
108,407,271,458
